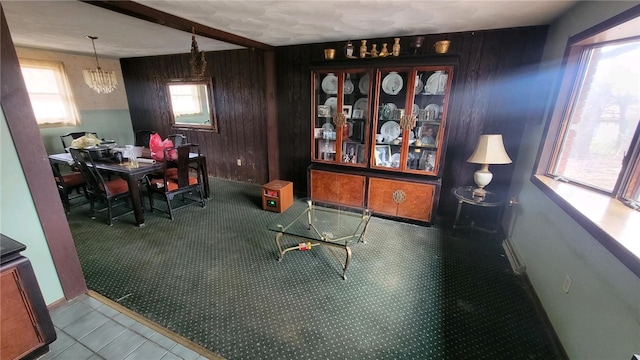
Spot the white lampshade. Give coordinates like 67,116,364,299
467,134,511,198
467,134,512,165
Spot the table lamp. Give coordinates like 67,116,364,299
466,134,512,198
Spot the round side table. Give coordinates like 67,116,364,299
452,186,505,236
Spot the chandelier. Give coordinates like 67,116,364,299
83,36,118,94
189,28,206,80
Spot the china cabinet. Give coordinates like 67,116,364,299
309,57,455,223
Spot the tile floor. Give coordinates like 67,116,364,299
42,293,216,360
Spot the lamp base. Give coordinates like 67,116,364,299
472,165,492,200
472,187,487,199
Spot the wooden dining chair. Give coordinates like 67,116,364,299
167,134,186,147
69,148,133,225
134,130,157,147
60,131,98,150
50,160,88,213
146,143,205,220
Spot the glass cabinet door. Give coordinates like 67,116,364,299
312,70,370,166
313,71,339,162
372,69,411,170
340,71,370,165
407,68,450,174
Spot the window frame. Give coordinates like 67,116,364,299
166,78,219,133
545,38,640,201
532,5,640,277
18,58,80,127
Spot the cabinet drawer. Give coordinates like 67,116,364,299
310,169,365,207
368,178,435,222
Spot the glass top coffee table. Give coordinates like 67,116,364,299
268,198,372,279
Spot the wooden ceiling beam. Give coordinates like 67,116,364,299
81,0,274,51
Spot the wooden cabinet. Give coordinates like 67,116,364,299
309,169,366,208
368,178,435,222
309,57,455,223
1,235,56,360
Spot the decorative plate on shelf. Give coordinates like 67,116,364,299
321,73,338,94
424,71,447,95
424,103,441,120
324,97,337,115
412,103,420,116
386,103,398,112
359,74,369,95
380,120,401,141
414,74,424,93
380,103,398,120
382,72,403,95
353,98,368,117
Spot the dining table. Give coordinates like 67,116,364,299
49,151,209,227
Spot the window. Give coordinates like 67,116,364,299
19,59,80,126
169,84,203,117
534,7,640,276
166,79,218,132
541,14,640,210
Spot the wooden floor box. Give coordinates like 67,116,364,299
262,180,293,212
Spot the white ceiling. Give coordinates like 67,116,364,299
2,0,578,59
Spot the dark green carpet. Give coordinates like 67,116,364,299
66,177,560,359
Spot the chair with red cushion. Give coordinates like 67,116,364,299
50,160,88,213
147,143,205,220
69,148,133,225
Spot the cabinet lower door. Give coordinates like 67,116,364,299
1,269,43,360
368,178,435,222
310,169,366,207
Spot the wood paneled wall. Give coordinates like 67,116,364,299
120,49,269,185
276,27,548,218
121,26,548,219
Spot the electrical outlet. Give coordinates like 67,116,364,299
237,159,242,166
562,275,572,293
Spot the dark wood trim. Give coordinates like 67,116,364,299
264,50,279,180
1,6,86,299
83,1,274,51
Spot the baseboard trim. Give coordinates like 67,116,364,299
46,296,70,312
502,238,526,274
88,290,225,360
